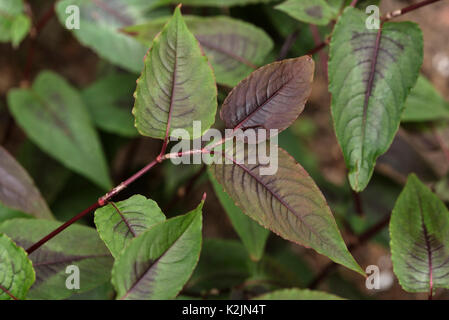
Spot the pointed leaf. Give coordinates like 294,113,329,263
253,288,344,300
0,146,53,220
275,0,341,26
329,7,423,191
133,6,217,140
402,75,449,122
210,144,364,275
94,194,166,258
112,200,203,300
126,15,273,86
208,170,269,261
55,0,165,73
0,233,35,300
7,71,112,190
0,219,113,300
166,0,276,6
220,57,314,134
390,174,449,294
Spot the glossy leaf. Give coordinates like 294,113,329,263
55,0,166,73
390,174,449,294
276,0,341,26
402,75,449,122
210,144,364,275
208,170,269,261
0,233,35,300
253,288,344,300
126,15,273,86
132,7,217,140
166,0,276,6
220,57,314,134
82,73,139,137
7,71,112,190
94,194,166,258
0,218,113,299
329,7,423,191
0,146,53,220
112,200,203,300
0,0,30,47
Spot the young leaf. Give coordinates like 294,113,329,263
402,75,449,122
0,219,113,300
210,144,364,275
329,7,423,191
7,71,112,190
253,288,344,300
275,0,341,26
220,57,314,134
126,15,273,86
133,6,217,140
94,194,166,258
81,73,139,137
55,0,163,73
112,200,203,300
390,174,449,294
0,0,30,47
0,146,53,220
0,233,35,300
208,170,269,261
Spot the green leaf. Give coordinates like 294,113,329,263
208,170,269,261
0,146,53,220
7,71,112,190
276,0,340,26
210,144,364,275
402,75,449,122
329,7,423,191
0,233,35,300
94,194,166,258
220,57,314,134
390,174,449,294
253,288,344,300
81,73,139,137
55,0,167,73
166,0,276,6
112,200,203,300
186,238,254,293
0,218,113,300
126,15,273,86
0,0,30,47
132,7,217,140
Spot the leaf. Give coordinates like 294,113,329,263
55,0,167,73
253,288,344,300
220,57,314,135
275,0,341,26
0,233,35,300
166,0,276,6
126,15,273,86
0,218,113,300
208,170,269,261
329,7,423,191
402,75,449,122
81,73,139,137
390,174,449,294
186,238,254,293
112,200,203,300
210,144,364,275
94,194,166,258
132,6,217,140
0,146,53,220
0,0,30,47
7,71,112,190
